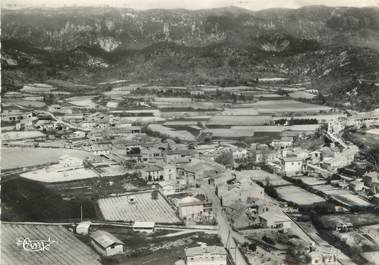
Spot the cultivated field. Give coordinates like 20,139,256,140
289,91,317,99
247,170,290,187
98,191,181,223
1,147,94,170
207,115,272,126
148,124,196,141
276,185,326,205
66,96,97,108
1,223,101,265
320,213,379,229
3,99,46,108
233,100,331,114
313,185,372,207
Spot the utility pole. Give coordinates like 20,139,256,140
80,204,83,222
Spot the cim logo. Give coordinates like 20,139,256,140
16,237,56,252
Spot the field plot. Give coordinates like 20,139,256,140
312,185,372,207
2,99,46,108
98,191,181,223
233,100,331,114
1,223,101,265
148,124,195,141
333,194,372,207
204,128,255,138
301,177,327,186
245,170,290,187
66,96,97,108
289,91,317,99
367,128,379,135
207,115,272,126
20,83,56,94
360,224,379,245
361,251,379,265
1,147,94,170
320,213,379,229
276,185,325,205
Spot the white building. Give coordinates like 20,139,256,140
90,230,124,256
280,156,303,176
178,196,212,221
308,247,339,265
185,245,227,265
259,210,291,229
133,221,155,233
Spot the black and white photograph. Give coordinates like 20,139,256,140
1,0,379,264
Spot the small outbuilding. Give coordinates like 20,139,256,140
75,221,91,235
90,230,124,256
133,221,156,233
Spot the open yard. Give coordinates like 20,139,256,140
97,227,222,265
276,185,325,205
98,191,181,223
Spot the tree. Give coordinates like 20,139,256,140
215,151,234,168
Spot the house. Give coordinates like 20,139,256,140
308,247,338,265
141,147,163,163
309,151,322,164
165,149,194,164
259,210,291,229
280,156,303,176
178,159,225,186
178,196,212,221
232,148,248,160
219,181,264,207
349,180,364,192
142,164,164,182
364,172,379,193
142,163,177,182
2,110,34,122
133,221,155,233
185,246,227,265
69,130,86,139
271,137,293,149
335,222,353,232
90,230,124,256
90,141,112,156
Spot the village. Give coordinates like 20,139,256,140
2,79,379,265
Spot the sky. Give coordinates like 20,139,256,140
2,0,379,10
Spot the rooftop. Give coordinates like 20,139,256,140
90,230,124,248
186,246,227,257
2,223,101,265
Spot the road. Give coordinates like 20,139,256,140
36,110,84,131
200,182,249,265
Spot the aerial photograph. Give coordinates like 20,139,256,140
1,0,379,264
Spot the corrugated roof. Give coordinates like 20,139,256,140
2,223,102,265
90,230,124,248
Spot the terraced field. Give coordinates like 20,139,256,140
98,191,181,223
1,223,101,265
